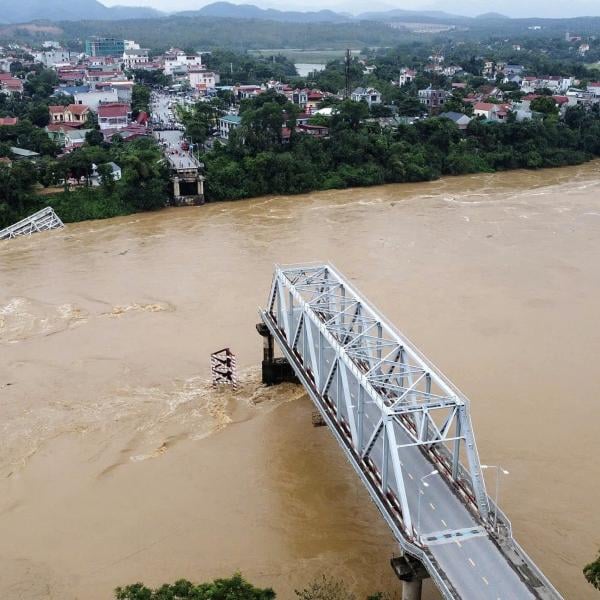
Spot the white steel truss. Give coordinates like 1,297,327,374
260,263,563,600
0,207,64,240
266,263,490,529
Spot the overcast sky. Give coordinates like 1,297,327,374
101,0,600,18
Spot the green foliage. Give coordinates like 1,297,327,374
530,96,559,116
130,69,172,88
294,575,355,600
177,101,221,145
0,137,168,229
114,574,275,600
132,83,151,116
584,550,600,590
200,89,600,204
53,17,405,53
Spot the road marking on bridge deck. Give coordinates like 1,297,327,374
482,576,489,585
441,519,447,527
429,502,436,510
468,558,476,567
455,540,462,547
408,472,413,480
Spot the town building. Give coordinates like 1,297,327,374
473,102,510,122
85,38,125,57
521,76,573,94
0,73,23,94
48,104,90,126
163,50,203,76
97,103,131,130
219,114,242,139
188,69,219,91
122,48,150,70
587,82,600,95
91,162,122,186
351,87,382,107
418,87,449,110
74,89,119,111
439,111,472,130
398,68,416,87
33,48,71,67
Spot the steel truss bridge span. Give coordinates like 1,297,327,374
259,263,562,600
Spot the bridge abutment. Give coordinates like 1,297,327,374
256,323,298,385
391,555,429,600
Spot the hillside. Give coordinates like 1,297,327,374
182,2,349,23
2,0,163,24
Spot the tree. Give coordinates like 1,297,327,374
85,129,104,146
331,100,369,132
115,574,275,600
530,96,559,116
132,83,151,116
442,93,473,116
294,575,356,600
26,102,50,127
584,550,600,590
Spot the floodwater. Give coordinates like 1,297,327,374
1,163,600,599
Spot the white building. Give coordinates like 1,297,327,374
74,89,119,111
351,87,382,107
521,76,573,94
219,114,241,139
123,48,149,70
163,52,203,76
91,162,122,186
33,49,71,67
398,68,416,87
124,40,141,51
188,69,219,90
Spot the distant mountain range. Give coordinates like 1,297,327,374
1,0,163,23
0,0,578,25
181,2,350,22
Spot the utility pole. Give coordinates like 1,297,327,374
344,48,351,99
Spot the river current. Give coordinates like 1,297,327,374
1,163,600,599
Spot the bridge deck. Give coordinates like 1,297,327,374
260,263,562,600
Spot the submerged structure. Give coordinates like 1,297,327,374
0,207,64,241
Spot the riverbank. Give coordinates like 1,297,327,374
1,164,599,599
8,155,600,232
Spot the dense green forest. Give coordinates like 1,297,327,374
19,17,405,53
5,13,600,54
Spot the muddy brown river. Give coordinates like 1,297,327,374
1,163,599,599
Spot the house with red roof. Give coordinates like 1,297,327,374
49,104,90,127
0,117,18,126
473,102,511,122
586,82,600,95
0,75,23,95
97,103,132,130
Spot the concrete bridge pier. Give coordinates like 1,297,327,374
256,323,298,385
390,555,429,600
